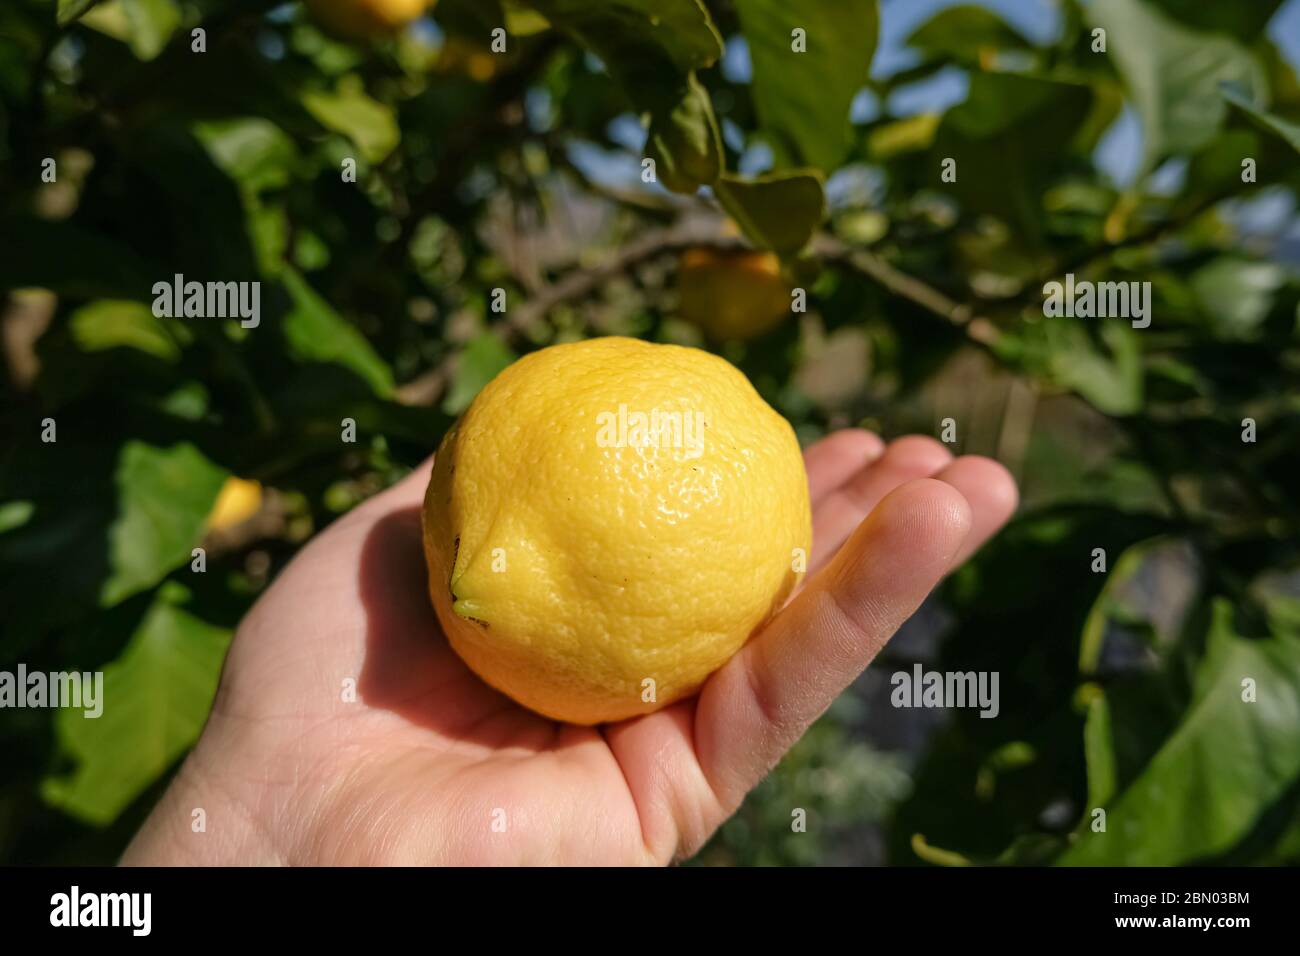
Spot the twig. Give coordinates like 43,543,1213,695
544,135,694,219
395,221,1018,406
1005,186,1243,308
394,217,738,406
393,352,457,407
811,234,1003,347
508,217,741,335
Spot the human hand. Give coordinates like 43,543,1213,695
123,430,1016,865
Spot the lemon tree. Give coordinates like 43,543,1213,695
2,0,1299,866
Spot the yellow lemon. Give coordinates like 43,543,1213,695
305,0,430,39
207,477,263,532
436,37,502,82
421,337,811,724
678,247,792,342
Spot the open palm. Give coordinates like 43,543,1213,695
124,430,1016,865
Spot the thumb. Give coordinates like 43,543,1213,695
693,478,972,810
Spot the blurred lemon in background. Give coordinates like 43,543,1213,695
207,477,263,532
678,246,792,342
306,0,431,39
435,37,502,81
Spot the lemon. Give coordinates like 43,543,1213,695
207,477,263,532
678,247,792,342
436,37,502,82
305,0,430,39
421,337,811,724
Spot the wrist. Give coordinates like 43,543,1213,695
121,738,281,866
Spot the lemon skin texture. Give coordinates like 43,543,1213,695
421,337,811,725
678,247,792,342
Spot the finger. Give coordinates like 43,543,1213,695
810,435,953,573
694,478,972,808
803,429,884,504
932,456,1019,566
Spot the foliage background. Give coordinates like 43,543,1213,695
2,0,1300,865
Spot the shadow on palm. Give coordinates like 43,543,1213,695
357,505,584,752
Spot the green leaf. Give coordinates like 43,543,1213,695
1222,86,1300,155
84,0,181,61
530,1,723,192
193,119,299,274
0,500,35,534
998,313,1143,416
42,583,232,825
646,72,723,193
1075,537,1195,817
280,267,395,397
302,76,400,164
69,300,185,362
193,118,299,194
503,1,550,35
1061,599,1300,865
529,0,722,77
101,442,229,607
1077,537,1164,673
1089,0,1261,176
1045,321,1143,416
866,113,941,160
930,71,1093,242
715,169,825,255
443,333,517,415
58,0,105,25
734,0,878,171
1190,257,1284,340
122,0,180,60
906,5,1031,66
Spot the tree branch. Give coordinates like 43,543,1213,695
1003,185,1246,309
394,216,737,406
810,235,1003,347
394,220,1012,406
